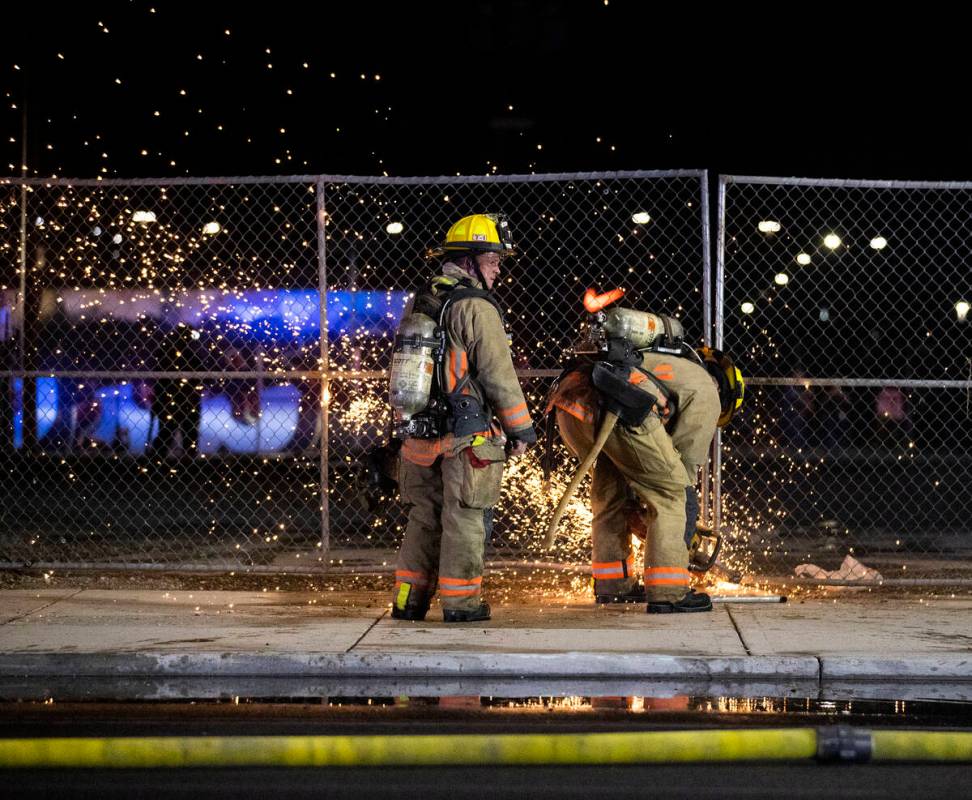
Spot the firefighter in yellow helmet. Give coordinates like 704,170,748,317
389,214,535,623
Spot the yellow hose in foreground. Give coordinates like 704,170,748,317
871,730,972,761
0,728,817,769
5,728,972,768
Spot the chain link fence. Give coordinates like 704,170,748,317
0,171,710,573
716,176,972,581
0,177,325,572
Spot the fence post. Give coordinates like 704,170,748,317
712,175,728,534
699,171,713,526
316,178,330,569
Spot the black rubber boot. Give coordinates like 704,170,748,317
595,582,647,604
646,589,713,614
391,604,429,621
442,603,491,623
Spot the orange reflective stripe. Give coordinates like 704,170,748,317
395,570,429,586
629,370,648,385
445,350,456,392
439,576,483,586
592,557,633,579
459,351,470,394
446,349,469,394
555,400,594,424
438,575,482,597
499,401,531,428
652,364,675,381
592,569,624,579
592,559,632,570
644,566,690,586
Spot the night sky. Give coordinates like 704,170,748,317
6,2,970,181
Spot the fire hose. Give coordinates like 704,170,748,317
544,410,619,548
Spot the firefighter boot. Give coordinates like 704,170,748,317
647,589,713,614
595,581,648,604
443,603,491,623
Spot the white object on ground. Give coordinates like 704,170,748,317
794,555,883,582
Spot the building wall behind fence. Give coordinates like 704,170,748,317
0,172,709,573
717,176,972,573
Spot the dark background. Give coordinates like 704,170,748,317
5,1,969,181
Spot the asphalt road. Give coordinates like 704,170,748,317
5,764,970,800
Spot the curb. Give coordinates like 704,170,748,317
0,651,820,680
821,655,972,681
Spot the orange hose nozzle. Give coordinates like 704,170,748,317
583,287,625,313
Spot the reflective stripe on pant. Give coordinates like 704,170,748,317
645,566,691,591
438,575,483,597
591,556,635,581
394,453,501,612
557,409,691,602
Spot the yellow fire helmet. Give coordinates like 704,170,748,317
697,346,745,427
437,213,514,256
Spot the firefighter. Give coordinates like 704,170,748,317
546,296,741,613
389,214,536,623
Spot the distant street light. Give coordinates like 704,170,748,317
631,211,651,225
385,221,404,235
758,220,781,233
823,233,841,250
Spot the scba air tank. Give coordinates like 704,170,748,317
600,307,683,349
388,313,439,420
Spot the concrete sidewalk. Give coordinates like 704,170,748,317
1,588,970,692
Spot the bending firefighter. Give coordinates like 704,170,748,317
545,289,743,613
388,214,536,623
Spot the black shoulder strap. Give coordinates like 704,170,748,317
440,285,506,327
661,315,676,344
434,282,505,400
